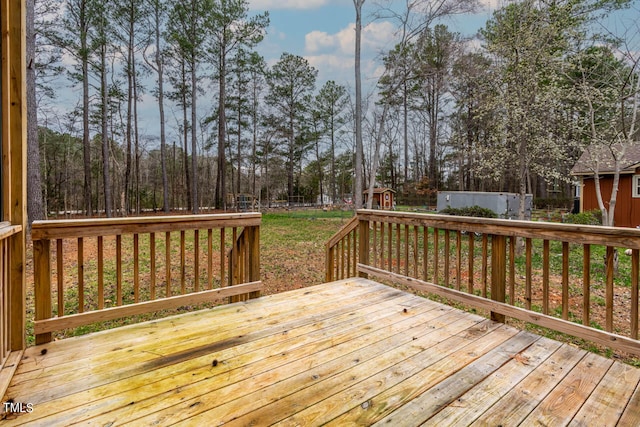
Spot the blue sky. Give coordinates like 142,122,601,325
247,0,497,95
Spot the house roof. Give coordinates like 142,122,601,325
571,143,640,176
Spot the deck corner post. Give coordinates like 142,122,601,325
33,238,53,344
325,243,334,282
358,217,369,278
490,234,506,323
248,225,260,299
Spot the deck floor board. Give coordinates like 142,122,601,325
3,278,639,426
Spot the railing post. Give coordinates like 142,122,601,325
358,217,369,278
33,238,52,344
326,244,334,282
490,234,506,323
248,225,260,299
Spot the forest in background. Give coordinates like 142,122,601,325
28,0,640,220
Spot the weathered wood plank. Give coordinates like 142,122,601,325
280,320,509,427
470,343,586,426
371,331,540,426
618,377,640,426
569,361,640,426
201,314,501,427
16,279,385,376
9,288,434,425
421,337,563,426
11,282,397,400
519,352,613,426
67,298,444,426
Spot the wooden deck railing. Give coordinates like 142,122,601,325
32,213,261,344
0,223,23,369
326,209,640,356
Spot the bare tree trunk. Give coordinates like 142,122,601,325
353,0,365,209
100,22,112,217
367,104,389,209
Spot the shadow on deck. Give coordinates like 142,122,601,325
4,278,640,426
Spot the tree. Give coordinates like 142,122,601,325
55,0,101,216
315,81,349,204
481,0,631,221
209,0,269,210
265,53,318,205
353,0,366,209
414,25,459,190
143,0,170,212
566,45,639,226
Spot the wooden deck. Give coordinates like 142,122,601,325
3,278,640,426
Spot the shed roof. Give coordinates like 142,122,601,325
363,188,396,194
571,143,640,176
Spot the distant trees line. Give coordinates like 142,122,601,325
29,0,640,221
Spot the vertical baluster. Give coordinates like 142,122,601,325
116,235,122,306
133,234,139,303
220,228,225,287
562,242,569,320
509,236,515,305
413,226,418,278
208,229,213,289
395,223,401,274
98,236,104,309
631,249,638,340
353,228,357,276
373,221,378,268
346,230,351,277
404,225,409,277
525,238,532,310
433,228,440,284
150,233,156,300
194,229,200,292
543,240,549,315
582,244,590,328
340,239,345,279
444,230,450,286
78,237,84,312
232,227,238,285
166,231,171,297
468,233,474,294
423,226,428,282
180,230,186,294
380,222,385,269
456,231,461,291
57,239,64,316
388,222,393,272
482,235,488,298
605,246,615,332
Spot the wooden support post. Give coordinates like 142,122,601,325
358,218,369,278
490,234,506,323
33,239,52,344
248,225,260,299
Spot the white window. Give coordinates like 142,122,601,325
633,175,640,198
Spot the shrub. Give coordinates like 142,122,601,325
563,210,603,225
439,206,497,218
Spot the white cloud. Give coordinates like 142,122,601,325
302,20,397,92
305,21,396,56
249,0,331,10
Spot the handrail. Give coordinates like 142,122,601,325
325,215,359,282
32,213,261,344
326,209,640,356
